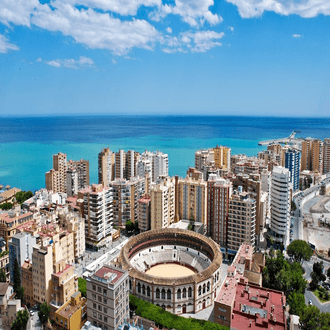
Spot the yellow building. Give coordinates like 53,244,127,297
213,145,231,170
150,177,175,230
176,176,207,225
32,245,53,304
302,139,323,173
21,260,34,307
0,212,33,248
50,260,78,318
54,292,87,330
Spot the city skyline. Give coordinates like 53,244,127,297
0,0,329,117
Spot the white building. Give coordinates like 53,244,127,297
269,166,291,247
67,167,79,197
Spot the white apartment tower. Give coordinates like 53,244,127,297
269,166,291,247
78,184,113,248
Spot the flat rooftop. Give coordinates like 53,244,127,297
94,265,126,285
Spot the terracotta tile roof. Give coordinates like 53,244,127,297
0,283,9,296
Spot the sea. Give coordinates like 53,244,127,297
0,115,330,192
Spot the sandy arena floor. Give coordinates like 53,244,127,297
145,263,195,278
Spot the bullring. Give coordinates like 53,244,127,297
118,228,222,314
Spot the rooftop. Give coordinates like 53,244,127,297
93,265,126,285
0,283,9,296
56,296,86,319
53,264,73,277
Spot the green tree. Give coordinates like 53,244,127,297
78,277,86,298
300,305,330,330
313,261,325,280
0,268,7,282
287,240,313,264
15,191,33,204
38,302,51,326
10,309,29,330
125,221,135,234
17,286,24,302
287,292,305,316
0,202,13,210
327,267,330,280
13,258,21,294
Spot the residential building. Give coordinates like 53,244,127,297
213,145,231,170
0,211,33,248
78,184,113,248
269,167,291,247
206,175,232,248
214,247,285,329
32,244,53,304
86,264,129,330
50,260,78,315
195,149,214,171
115,150,140,180
186,167,203,181
98,148,115,186
301,139,323,173
57,208,85,262
138,195,151,232
0,237,10,282
323,138,330,174
150,177,175,230
0,283,13,314
110,177,146,227
284,149,301,192
54,291,87,330
8,232,36,282
227,192,256,255
175,176,207,225
21,260,34,306
66,167,79,197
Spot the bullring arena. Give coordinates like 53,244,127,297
118,228,222,315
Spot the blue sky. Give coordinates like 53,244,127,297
0,0,329,117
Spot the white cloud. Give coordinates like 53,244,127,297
150,0,222,27
166,27,172,34
292,34,302,38
228,26,234,32
65,0,161,16
36,57,42,62
0,34,19,53
161,30,224,53
45,56,94,69
31,1,159,55
0,0,40,27
225,0,330,18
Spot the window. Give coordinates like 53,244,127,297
198,286,201,296
156,289,160,299
104,317,108,323
137,283,141,293
98,296,102,302
177,289,181,299
103,288,107,295
183,288,186,298
93,303,96,309
98,287,102,293
93,285,96,291
93,312,97,317
104,307,107,313
161,289,166,299
98,305,102,311
203,284,206,294
98,314,102,320
167,289,171,300
92,294,96,299
104,298,107,304
147,286,150,297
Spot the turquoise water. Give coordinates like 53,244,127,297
1,115,329,191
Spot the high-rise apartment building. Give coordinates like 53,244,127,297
115,150,140,180
213,145,231,170
21,260,34,306
176,176,207,224
195,149,214,171
301,139,323,174
86,265,129,330
98,148,115,186
78,184,113,248
269,167,291,247
32,244,53,304
285,149,301,191
66,167,78,197
227,192,256,255
150,177,175,230
110,177,146,227
324,138,330,174
46,153,89,194
138,195,151,232
8,232,36,282
207,175,232,247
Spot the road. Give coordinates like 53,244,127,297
30,311,42,330
303,256,330,313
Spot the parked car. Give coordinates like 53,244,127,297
308,300,313,305
30,311,34,316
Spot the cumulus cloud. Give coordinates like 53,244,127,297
228,26,234,32
65,0,161,16
225,0,330,18
31,1,159,55
161,30,224,53
0,34,19,53
150,0,222,27
166,27,172,33
45,56,94,69
292,34,302,38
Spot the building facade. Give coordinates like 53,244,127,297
269,167,291,247
86,265,129,330
98,148,115,186
138,195,151,232
285,149,301,192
